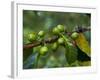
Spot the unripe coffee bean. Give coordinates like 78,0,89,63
39,46,48,55
28,33,37,42
38,30,45,37
71,32,79,39
52,27,60,35
58,37,65,44
57,25,64,32
52,42,58,50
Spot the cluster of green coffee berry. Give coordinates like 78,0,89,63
27,24,79,56
52,25,79,50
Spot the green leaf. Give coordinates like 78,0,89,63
78,61,91,66
76,44,91,66
59,33,78,65
75,33,91,57
77,46,90,62
65,44,78,65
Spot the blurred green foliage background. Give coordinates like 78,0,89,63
23,10,91,69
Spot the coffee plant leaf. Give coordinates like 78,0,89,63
77,45,90,62
65,44,78,65
75,33,91,57
78,61,91,66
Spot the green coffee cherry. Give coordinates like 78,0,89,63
57,25,64,32
67,42,73,47
28,33,37,42
71,32,79,39
52,27,60,35
58,37,65,44
52,42,58,51
40,46,48,55
38,30,45,37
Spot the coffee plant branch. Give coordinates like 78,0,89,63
23,27,90,49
